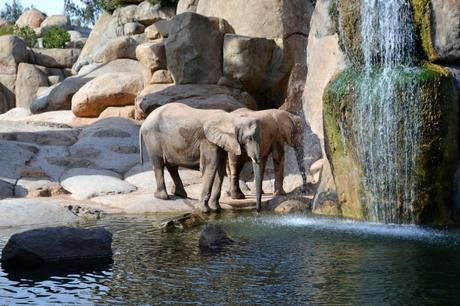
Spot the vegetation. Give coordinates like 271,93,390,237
410,0,440,62
0,0,24,24
0,24,14,36
43,26,71,48
13,25,37,47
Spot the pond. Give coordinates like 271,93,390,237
1,213,460,305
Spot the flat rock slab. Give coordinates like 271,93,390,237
0,198,79,228
61,168,136,200
1,226,112,268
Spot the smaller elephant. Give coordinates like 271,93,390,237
228,108,308,199
139,103,263,213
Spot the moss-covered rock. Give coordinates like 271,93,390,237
323,66,458,224
410,0,440,62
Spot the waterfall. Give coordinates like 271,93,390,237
354,0,422,223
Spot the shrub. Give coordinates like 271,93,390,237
97,0,122,12
13,25,37,47
43,27,71,48
0,24,14,36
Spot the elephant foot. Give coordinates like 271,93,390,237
274,189,287,196
173,186,188,198
231,190,246,200
209,202,222,213
154,190,169,200
199,203,211,214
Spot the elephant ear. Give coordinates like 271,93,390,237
204,118,242,155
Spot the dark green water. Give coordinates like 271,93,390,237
1,213,460,305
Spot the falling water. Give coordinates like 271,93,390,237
355,0,422,223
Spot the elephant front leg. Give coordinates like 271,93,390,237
198,143,220,213
273,143,287,196
209,155,226,212
229,153,246,199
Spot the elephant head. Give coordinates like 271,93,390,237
204,114,263,211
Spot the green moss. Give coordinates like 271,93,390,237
411,0,440,62
323,67,458,224
0,24,14,36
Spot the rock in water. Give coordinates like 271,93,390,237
1,227,113,268
159,213,204,231
199,224,233,249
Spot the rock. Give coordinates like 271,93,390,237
159,213,203,231
1,227,112,268
0,35,28,110
165,12,234,84
0,140,36,185
430,0,460,63
14,178,65,197
0,89,8,114
124,21,145,35
67,30,87,49
40,15,70,33
61,168,136,200
0,198,80,227
31,59,141,113
177,0,199,14
99,105,136,119
48,75,64,86
30,48,81,69
303,0,346,212
145,19,171,39
72,13,119,71
136,41,167,86
15,8,46,28
0,180,13,199
113,4,138,24
72,73,143,117
269,196,311,213
199,225,233,249
15,63,49,109
197,0,311,39
134,1,175,26
223,34,290,104
0,107,31,121
135,84,256,118
151,69,174,84
99,34,146,63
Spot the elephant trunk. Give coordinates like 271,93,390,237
253,162,262,212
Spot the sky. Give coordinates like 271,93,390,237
0,0,68,16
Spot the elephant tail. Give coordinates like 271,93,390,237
139,129,144,165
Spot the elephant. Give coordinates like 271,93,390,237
139,103,263,213
228,108,308,199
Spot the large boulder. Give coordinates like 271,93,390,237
136,40,167,85
134,1,175,26
15,8,46,28
1,227,112,268
72,72,144,117
145,19,171,39
135,84,256,118
39,15,70,33
303,0,346,212
198,225,233,249
123,21,145,35
196,0,311,39
429,0,460,63
165,12,234,84
30,48,81,69
98,34,147,63
31,59,141,113
15,63,49,109
0,35,28,110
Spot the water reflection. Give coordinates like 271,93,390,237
0,214,459,305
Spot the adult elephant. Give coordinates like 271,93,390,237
139,103,263,213
228,108,308,199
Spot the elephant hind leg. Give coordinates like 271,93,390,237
147,141,169,200
272,143,287,196
166,165,187,198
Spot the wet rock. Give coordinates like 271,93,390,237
0,198,80,227
199,224,233,249
159,213,204,231
269,196,312,213
1,227,112,268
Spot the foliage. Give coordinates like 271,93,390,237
410,0,439,62
64,0,103,27
0,24,14,36
43,26,71,48
13,25,37,47
0,0,24,24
